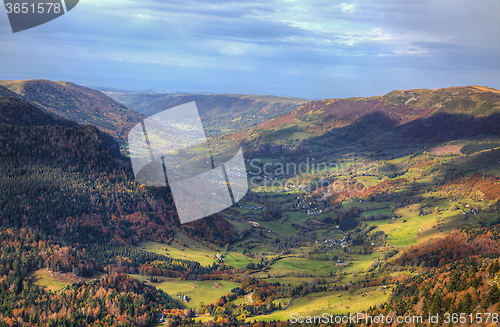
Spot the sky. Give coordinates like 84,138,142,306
1,0,499,99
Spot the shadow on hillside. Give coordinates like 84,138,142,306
397,112,500,144
243,111,500,160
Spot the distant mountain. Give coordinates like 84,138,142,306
237,86,500,158
0,80,145,142
0,92,126,158
105,92,309,135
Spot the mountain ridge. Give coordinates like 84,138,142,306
105,91,309,135
0,81,499,326
236,86,500,158
0,79,145,142
0,93,77,128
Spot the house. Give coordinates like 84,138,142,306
177,294,190,302
249,221,263,228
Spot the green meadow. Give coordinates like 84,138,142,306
139,239,219,267
129,275,239,309
225,250,259,269
251,257,340,278
249,286,391,322
340,200,394,212
32,269,72,292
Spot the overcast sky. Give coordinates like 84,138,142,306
1,0,499,99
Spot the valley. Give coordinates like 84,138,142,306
0,81,499,326
122,143,499,323
104,92,309,136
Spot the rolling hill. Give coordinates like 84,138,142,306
0,91,235,248
1,82,500,326
0,85,18,98
104,92,309,135
236,86,500,158
0,94,76,127
0,79,145,142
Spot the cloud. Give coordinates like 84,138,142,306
0,0,498,99
339,3,357,13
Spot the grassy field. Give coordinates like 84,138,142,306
361,208,393,218
284,210,309,223
129,275,240,309
365,203,469,247
249,286,391,322
366,216,433,247
31,269,104,292
251,257,340,278
31,269,73,292
258,220,298,236
356,176,382,187
222,217,250,234
340,200,394,212
342,252,384,274
139,239,219,267
257,208,343,237
225,249,258,269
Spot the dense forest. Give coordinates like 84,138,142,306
0,227,180,327
0,95,236,255
369,255,500,327
0,80,144,143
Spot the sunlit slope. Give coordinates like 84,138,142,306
236,86,500,157
0,79,145,142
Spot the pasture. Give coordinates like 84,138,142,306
129,275,239,309
249,286,391,322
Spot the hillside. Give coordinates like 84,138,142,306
0,97,236,250
0,85,18,98
372,226,500,325
1,82,500,326
105,92,308,135
0,94,76,127
237,86,500,158
0,80,145,142
0,227,181,327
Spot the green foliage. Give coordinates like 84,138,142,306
0,227,180,326
387,256,500,318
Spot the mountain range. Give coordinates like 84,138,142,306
236,86,500,159
0,80,145,143
0,79,499,326
0,83,235,247
104,91,308,135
